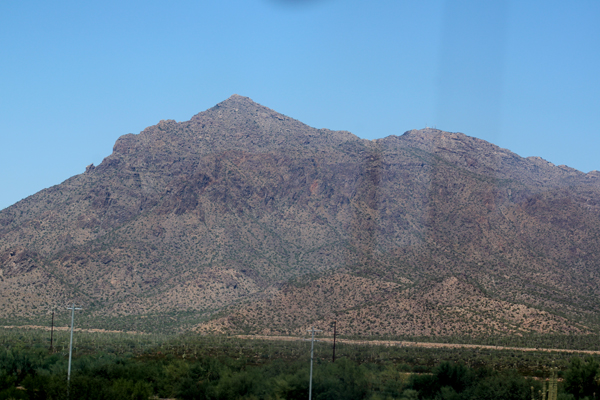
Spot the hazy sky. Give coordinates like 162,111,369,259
1,0,599,211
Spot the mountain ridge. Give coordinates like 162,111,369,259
1,95,599,336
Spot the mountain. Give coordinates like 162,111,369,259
1,94,600,336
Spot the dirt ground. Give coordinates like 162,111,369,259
235,335,600,355
1,325,143,334
3,325,598,355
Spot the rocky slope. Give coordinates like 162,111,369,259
1,95,600,336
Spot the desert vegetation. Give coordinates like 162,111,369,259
2,328,600,399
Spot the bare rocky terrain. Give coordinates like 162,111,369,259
1,95,600,336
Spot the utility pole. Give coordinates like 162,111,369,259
49,310,55,352
67,304,82,384
308,327,322,400
331,321,337,363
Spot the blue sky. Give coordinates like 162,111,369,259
1,0,599,211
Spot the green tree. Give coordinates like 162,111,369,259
563,357,600,400
465,370,532,400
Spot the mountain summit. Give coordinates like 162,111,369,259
1,96,599,335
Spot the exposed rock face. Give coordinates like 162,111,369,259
1,95,600,335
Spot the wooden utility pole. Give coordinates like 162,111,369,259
331,321,337,362
49,310,54,352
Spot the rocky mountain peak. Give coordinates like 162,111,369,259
216,93,259,108
192,94,286,122
399,128,489,151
